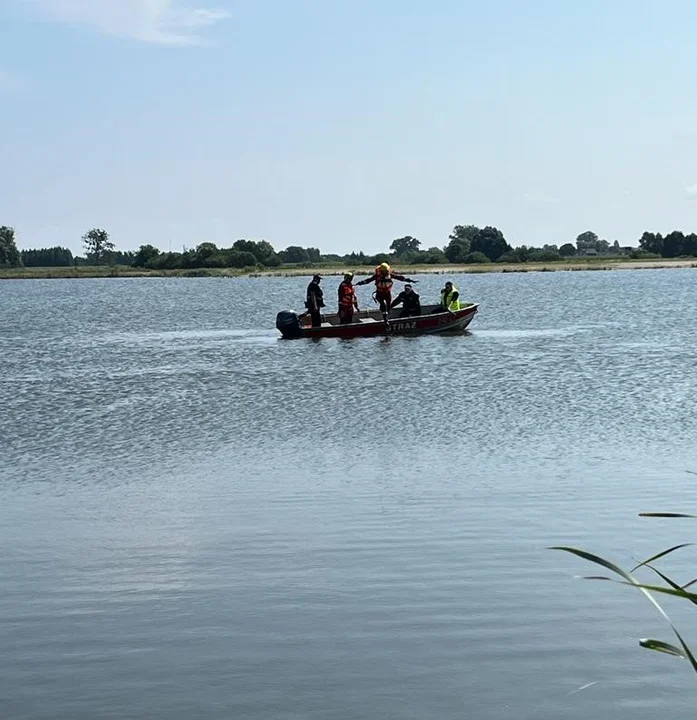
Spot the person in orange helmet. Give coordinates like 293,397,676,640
355,262,417,318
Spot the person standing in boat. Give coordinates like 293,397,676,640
390,283,421,317
355,262,417,318
337,272,359,324
305,274,325,327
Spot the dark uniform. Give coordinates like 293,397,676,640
305,275,324,327
390,286,421,317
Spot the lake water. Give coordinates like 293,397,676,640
2,269,697,719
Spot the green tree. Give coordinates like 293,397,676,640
132,244,160,267
225,250,258,268
389,236,421,257
449,225,480,245
254,240,280,265
417,246,448,264
528,248,561,261
463,251,490,264
662,231,685,258
471,226,510,261
559,243,576,257
444,240,469,263
279,246,310,263
161,252,184,269
110,250,136,265
343,251,367,266
495,250,522,263
82,228,115,265
684,233,697,256
444,224,479,262
232,239,257,255
612,240,621,254
232,239,279,266
639,231,664,255
191,242,219,267
515,245,532,262
0,226,22,268
444,226,474,262
575,230,599,253
368,252,392,265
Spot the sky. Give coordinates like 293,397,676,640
1,0,697,256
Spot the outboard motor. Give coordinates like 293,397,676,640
276,310,303,339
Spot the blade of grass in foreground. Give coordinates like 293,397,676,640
549,547,669,619
601,580,697,604
552,547,697,676
643,565,697,607
630,544,693,571
671,628,697,674
639,639,687,658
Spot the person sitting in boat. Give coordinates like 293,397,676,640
305,274,325,327
355,262,417,317
337,272,359,325
390,284,421,317
433,281,461,313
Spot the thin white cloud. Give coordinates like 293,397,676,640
0,68,26,92
25,0,230,46
685,184,697,198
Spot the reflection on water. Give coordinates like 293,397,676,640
1,270,697,719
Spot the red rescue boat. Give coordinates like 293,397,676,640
276,303,478,339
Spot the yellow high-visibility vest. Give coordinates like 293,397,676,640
441,285,461,310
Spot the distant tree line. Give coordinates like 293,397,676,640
132,239,284,270
21,246,75,266
637,231,697,258
0,226,136,268
2,224,697,271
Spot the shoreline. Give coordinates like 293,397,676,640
1,257,696,280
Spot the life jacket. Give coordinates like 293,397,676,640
374,267,393,292
338,281,356,308
441,285,461,311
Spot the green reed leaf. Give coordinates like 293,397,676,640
639,638,686,657
631,544,693,572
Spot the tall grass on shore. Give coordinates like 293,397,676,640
552,512,697,675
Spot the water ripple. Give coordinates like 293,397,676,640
2,271,697,719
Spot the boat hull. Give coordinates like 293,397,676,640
277,303,478,339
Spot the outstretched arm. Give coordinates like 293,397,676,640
355,273,376,286
391,272,418,283
390,294,403,309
